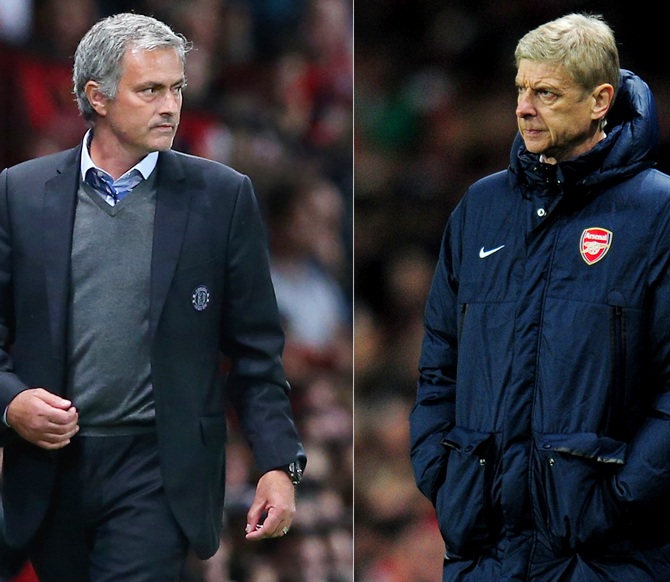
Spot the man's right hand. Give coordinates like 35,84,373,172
6,388,79,449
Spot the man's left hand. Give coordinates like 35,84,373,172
245,469,296,540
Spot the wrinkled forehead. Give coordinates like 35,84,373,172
515,60,581,91
120,46,185,79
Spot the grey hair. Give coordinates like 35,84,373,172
515,13,620,100
73,12,191,123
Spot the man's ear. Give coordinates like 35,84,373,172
592,83,615,122
84,81,110,117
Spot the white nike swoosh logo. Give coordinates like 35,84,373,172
479,245,505,258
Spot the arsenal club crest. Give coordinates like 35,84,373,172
580,227,612,265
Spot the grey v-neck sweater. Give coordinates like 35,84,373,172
66,174,157,435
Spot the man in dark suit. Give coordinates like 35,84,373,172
0,12,306,582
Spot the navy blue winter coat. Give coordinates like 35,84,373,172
410,70,670,581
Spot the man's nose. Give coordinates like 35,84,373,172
160,90,180,114
516,91,535,117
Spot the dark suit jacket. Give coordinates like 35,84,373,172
0,145,306,558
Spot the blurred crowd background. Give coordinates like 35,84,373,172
0,0,352,581
354,1,670,581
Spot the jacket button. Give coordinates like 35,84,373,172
542,443,551,449
537,208,546,217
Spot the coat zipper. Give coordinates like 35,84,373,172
458,303,468,345
609,305,626,438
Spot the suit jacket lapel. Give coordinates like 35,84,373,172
150,150,191,341
41,147,192,353
43,147,80,363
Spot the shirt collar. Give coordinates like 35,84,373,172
80,129,158,183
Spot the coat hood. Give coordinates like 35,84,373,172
510,69,659,192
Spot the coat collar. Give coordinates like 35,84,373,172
149,149,192,341
43,146,80,361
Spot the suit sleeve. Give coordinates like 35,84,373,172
409,211,460,502
221,175,306,474
0,169,30,440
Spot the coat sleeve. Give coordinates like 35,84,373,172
220,175,306,475
409,210,461,502
612,202,670,512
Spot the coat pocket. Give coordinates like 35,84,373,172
436,425,498,558
533,432,626,555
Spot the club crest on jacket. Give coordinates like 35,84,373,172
192,285,210,311
580,227,612,265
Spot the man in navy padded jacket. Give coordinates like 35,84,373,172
410,13,670,581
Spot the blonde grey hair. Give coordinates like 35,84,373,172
515,13,620,98
73,12,191,123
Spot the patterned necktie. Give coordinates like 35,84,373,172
85,168,143,205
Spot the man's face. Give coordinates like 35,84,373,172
515,60,604,163
98,46,185,158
